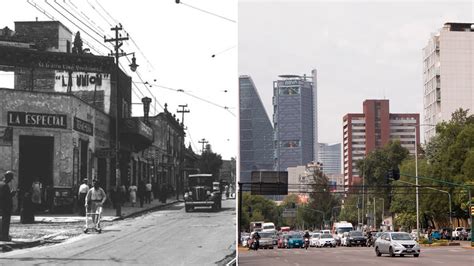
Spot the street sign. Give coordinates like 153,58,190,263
250,171,288,195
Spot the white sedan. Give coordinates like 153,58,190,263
316,233,337,248
310,233,320,247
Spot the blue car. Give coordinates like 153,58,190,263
287,234,304,248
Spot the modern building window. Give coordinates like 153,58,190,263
281,140,300,148
279,86,300,95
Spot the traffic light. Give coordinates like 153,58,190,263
387,167,400,181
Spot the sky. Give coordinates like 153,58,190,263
239,0,473,145
0,0,237,159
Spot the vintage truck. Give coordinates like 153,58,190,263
184,174,221,212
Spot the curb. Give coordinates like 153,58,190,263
118,199,182,220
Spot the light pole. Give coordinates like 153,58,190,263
105,25,138,217
413,123,436,239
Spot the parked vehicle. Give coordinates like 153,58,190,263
316,233,337,248
374,232,420,257
345,231,367,247
287,234,304,248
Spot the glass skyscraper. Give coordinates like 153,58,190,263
273,70,318,171
239,75,274,184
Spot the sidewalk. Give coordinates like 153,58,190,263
10,195,182,224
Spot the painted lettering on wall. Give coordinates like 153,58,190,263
73,117,94,136
7,111,67,129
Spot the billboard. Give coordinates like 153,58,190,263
250,171,288,195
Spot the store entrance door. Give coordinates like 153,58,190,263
18,136,54,208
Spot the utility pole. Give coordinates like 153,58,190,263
177,104,190,125
104,25,136,217
198,138,208,153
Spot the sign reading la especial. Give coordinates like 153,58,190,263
8,112,67,129
73,117,94,136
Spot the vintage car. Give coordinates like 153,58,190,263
184,174,221,212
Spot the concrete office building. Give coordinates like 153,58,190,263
343,100,419,190
318,143,341,175
423,22,474,141
273,70,317,171
239,75,274,184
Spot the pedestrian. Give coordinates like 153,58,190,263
427,226,433,243
84,180,106,229
129,183,137,207
145,181,152,203
77,179,89,216
137,180,146,207
159,184,167,203
20,187,34,224
31,178,42,213
120,184,127,206
0,171,16,241
225,184,229,199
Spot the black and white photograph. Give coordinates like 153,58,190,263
0,1,236,265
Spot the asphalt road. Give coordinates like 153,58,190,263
239,245,474,266
0,199,236,265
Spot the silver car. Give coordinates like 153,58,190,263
374,232,420,257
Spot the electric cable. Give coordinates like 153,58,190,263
178,1,236,23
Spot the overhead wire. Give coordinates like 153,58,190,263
178,1,236,23
43,0,111,53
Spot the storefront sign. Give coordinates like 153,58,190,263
73,117,94,136
95,148,115,158
0,45,115,72
7,111,67,129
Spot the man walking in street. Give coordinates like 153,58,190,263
0,171,16,241
78,179,89,216
145,181,152,204
85,180,106,228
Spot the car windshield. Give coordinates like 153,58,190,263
312,233,320,238
337,227,352,234
188,177,212,186
321,234,332,238
391,233,412,240
290,234,303,239
350,231,363,236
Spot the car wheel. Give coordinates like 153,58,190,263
375,247,381,257
400,254,404,257
414,254,419,258
389,247,395,257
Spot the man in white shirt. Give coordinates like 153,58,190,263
78,179,89,216
85,180,106,228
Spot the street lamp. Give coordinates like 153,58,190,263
105,25,139,217
413,123,436,239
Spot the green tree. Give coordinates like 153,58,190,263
197,148,223,180
240,192,278,231
72,31,83,54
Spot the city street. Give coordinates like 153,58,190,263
0,199,236,265
239,245,474,265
